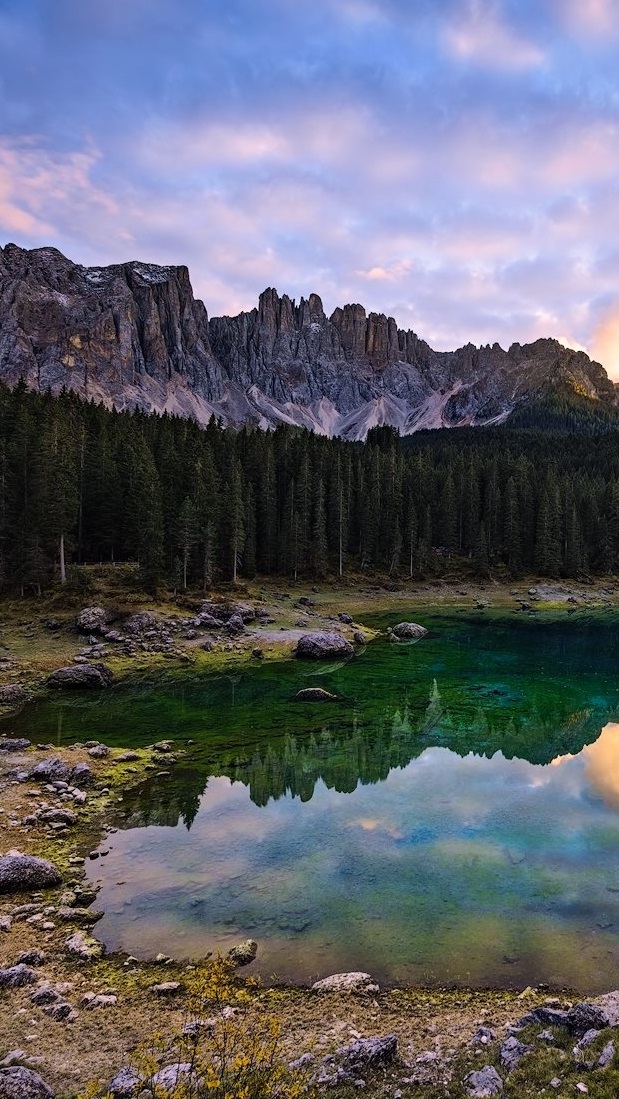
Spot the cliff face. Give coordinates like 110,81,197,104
0,244,615,438
0,243,226,419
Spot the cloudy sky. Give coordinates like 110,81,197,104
2,0,619,373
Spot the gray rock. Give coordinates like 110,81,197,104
0,1067,54,1098
311,972,379,994
573,1029,601,1053
296,632,354,659
340,1035,397,1069
464,1065,504,1096
0,686,27,706
57,907,103,924
589,990,619,1027
0,738,30,751
70,763,93,786
150,981,181,995
0,854,62,893
226,613,244,634
87,744,109,758
0,965,37,989
29,758,72,783
566,998,619,1034
338,613,353,624
30,987,62,1005
294,687,338,702
76,607,109,633
42,1001,73,1021
46,663,113,689
82,993,117,1009
518,1006,569,1028
123,612,160,635
39,808,77,826
64,932,104,960
227,939,257,966
390,622,428,640
470,1027,496,1046
108,1067,142,1097
152,1065,196,1090
500,1036,532,1072
597,1040,615,1068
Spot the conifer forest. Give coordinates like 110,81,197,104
2,380,619,595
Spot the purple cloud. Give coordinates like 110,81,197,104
1,1,619,374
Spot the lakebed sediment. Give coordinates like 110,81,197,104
2,579,619,1096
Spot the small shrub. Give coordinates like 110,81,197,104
80,956,314,1099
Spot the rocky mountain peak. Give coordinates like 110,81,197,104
0,244,615,438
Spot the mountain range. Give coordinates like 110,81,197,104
0,242,616,440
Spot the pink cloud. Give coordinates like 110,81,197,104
591,302,619,380
443,0,545,70
558,0,618,38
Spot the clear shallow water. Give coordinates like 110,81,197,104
5,610,619,991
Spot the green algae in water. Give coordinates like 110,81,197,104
5,612,619,991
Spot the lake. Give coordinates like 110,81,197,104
5,609,619,992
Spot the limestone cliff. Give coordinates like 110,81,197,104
0,244,615,438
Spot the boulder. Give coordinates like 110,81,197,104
390,622,428,641
226,613,244,634
123,612,159,634
227,939,258,967
0,738,31,752
294,688,338,702
0,1067,54,1099
70,762,93,786
152,1065,196,1091
29,758,72,782
0,686,27,706
108,1067,142,1098
0,854,62,893
338,613,353,624
564,994,619,1034
296,632,354,660
65,932,104,960
311,972,379,994
47,663,113,689
39,809,77,826
340,1035,397,1069
76,607,109,633
464,1066,504,1096
0,965,38,989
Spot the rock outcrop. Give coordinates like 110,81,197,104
1,245,616,440
296,632,354,659
46,663,113,689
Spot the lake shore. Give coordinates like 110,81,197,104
2,578,619,1096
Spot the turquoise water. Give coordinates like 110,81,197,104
5,611,619,991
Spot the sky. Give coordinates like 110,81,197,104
2,0,619,375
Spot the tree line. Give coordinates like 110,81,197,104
1,380,619,594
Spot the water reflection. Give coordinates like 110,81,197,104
89,723,619,991
118,679,610,831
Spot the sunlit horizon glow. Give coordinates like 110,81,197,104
2,1,619,376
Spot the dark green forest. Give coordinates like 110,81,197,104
1,379,619,595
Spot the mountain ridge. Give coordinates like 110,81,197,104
0,242,615,439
